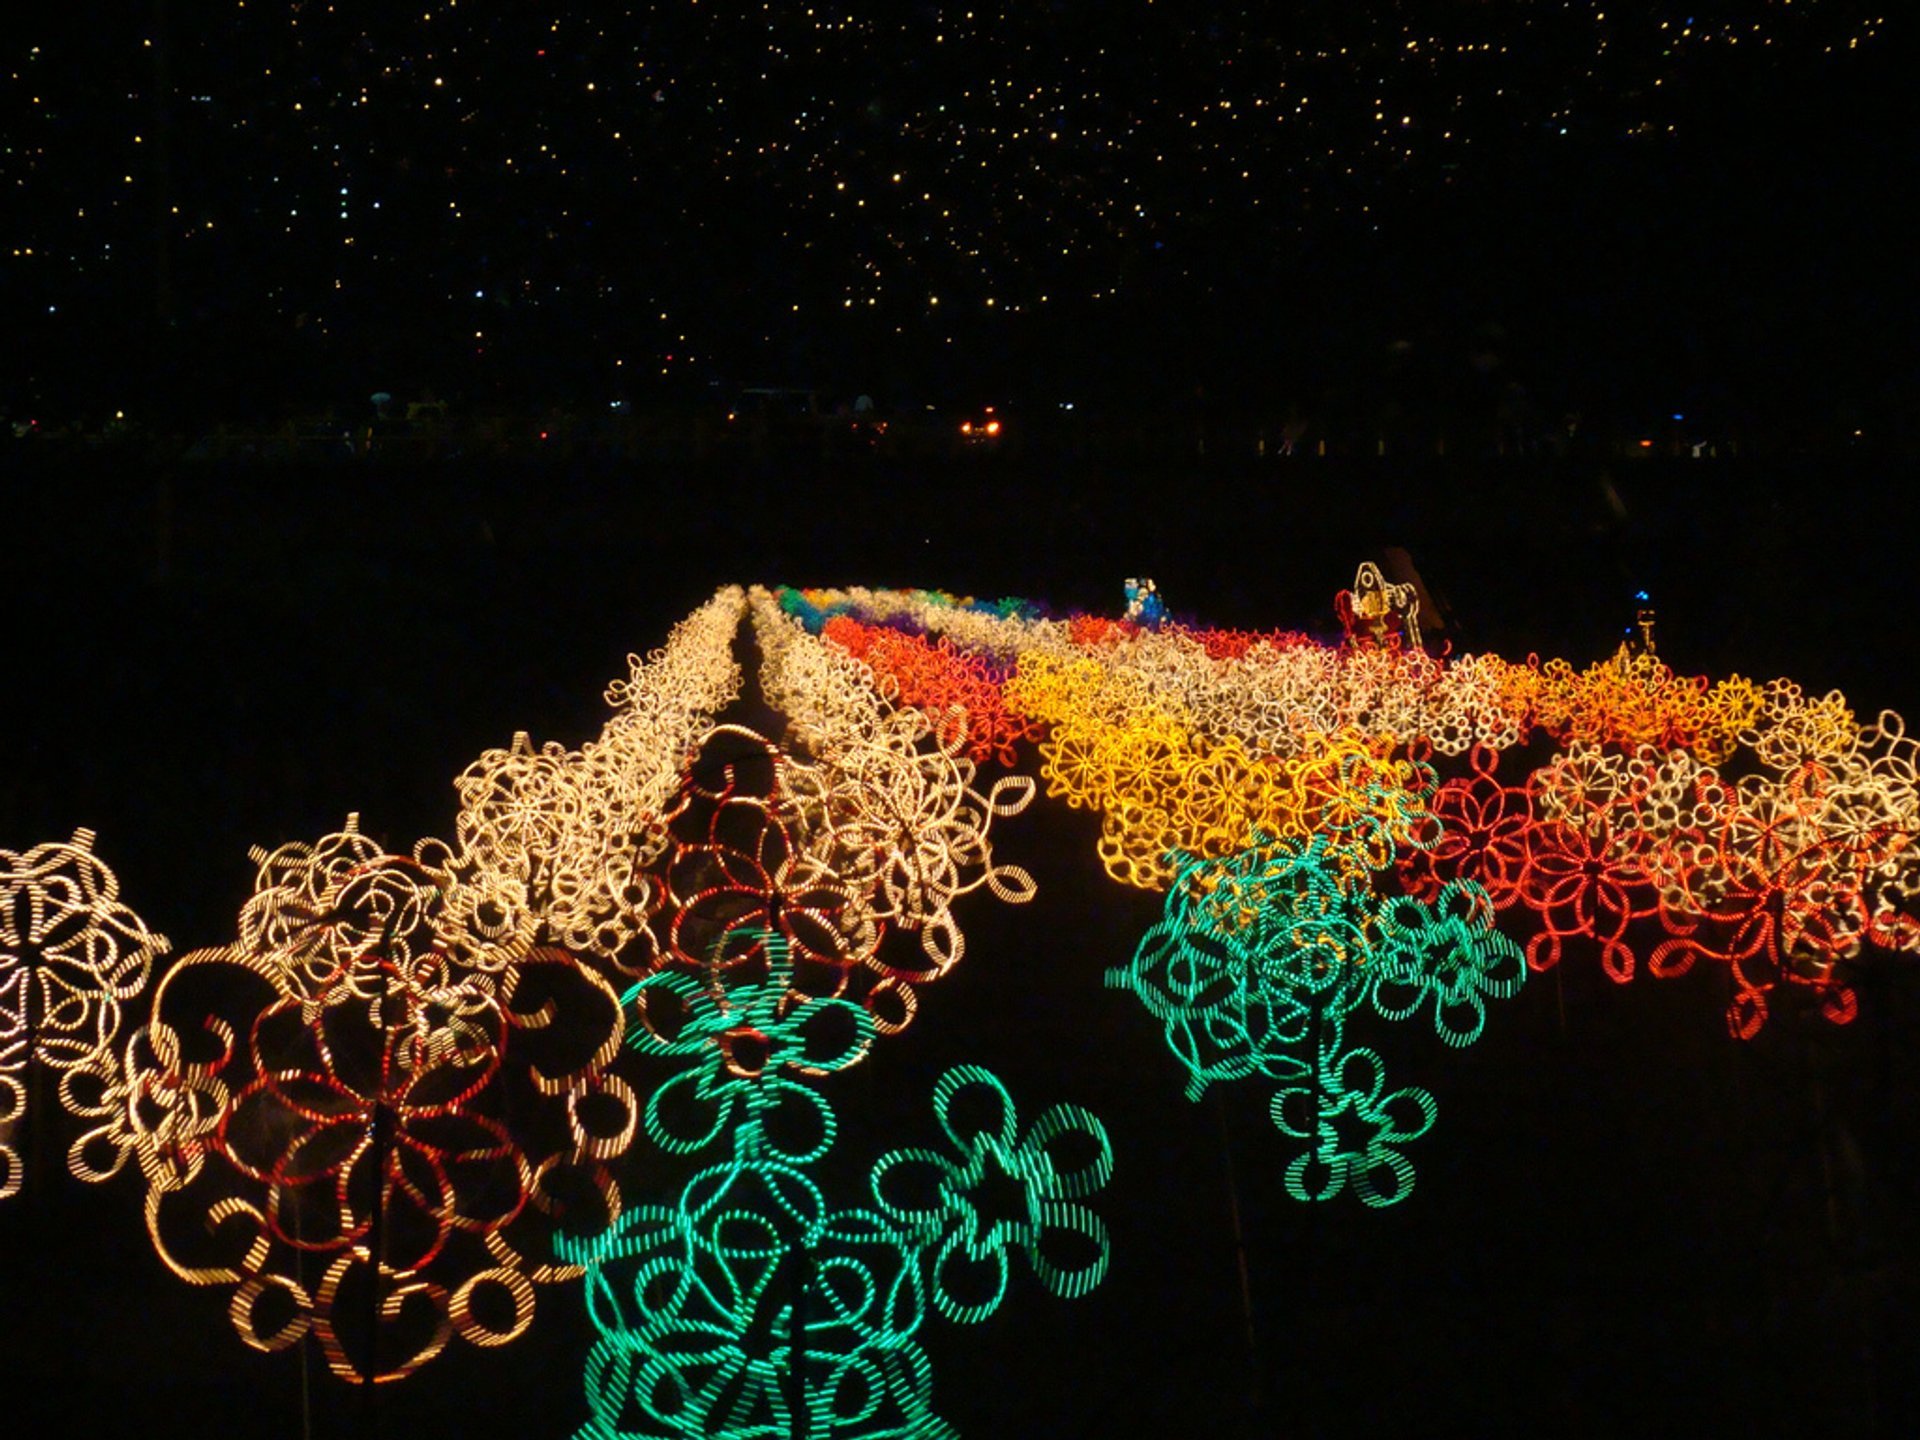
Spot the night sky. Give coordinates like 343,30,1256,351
3,3,1912,426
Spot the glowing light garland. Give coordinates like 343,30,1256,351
0,831,169,1196
564,926,1111,1439
799,580,1918,1042
127,821,637,1381
7,572,1917,1424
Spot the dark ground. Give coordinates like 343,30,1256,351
4,450,1918,1438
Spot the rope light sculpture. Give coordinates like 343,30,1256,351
1335,561,1422,651
5,571,1917,1428
1104,833,1522,1204
0,831,169,1197
796,579,1918,1029
449,586,749,974
126,819,637,1381
564,925,1113,1439
783,576,1919,1204
748,589,1037,984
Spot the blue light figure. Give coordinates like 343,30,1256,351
1124,577,1168,629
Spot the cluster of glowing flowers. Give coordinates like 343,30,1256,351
789,585,1067,666
652,715,1029,1042
1173,622,1319,663
778,584,1044,643
1520,649,1766,762
573,928,1109,1440
1005,618,1498,767
1646,796,1870,1038
1006,650,1435,889
1381,718,1918,1037
627,925,877,1161
125,828,636,1381
566,1154,951,1440
749,591,1037,978
870,1065,1113,1325
450,585,747,970
1107,834,1522,1204
237,816,523,991
1742,677,1862,771
788,583,1892,788
0,831,169,1197
819,614,1044,767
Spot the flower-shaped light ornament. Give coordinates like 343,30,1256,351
626,928,875,1164
803,715,1036,981
1271,1043,1437,1208
130,828,636,1382
206,957,535,1377
1649,778,1879,1038
1107,836,1383,1102
662,730,887,1016
870,1065,1112,1326
220,960,526,1273
1516,811,1660,982
563,1157,951,1440
1396,744,1536,910
1,830,168,1195
1290,737,1438,879
1105,919,1316,1100
1370,881,1527,1049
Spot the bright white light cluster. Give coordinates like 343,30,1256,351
449,585,747,965
748,587,1036,972
0,830,169,1195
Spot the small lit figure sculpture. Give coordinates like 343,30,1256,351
1335,562,1422,651
1631,589,1658,655
1123,577,1168,629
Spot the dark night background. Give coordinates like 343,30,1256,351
4,4,1920,1439
2,3,1915,441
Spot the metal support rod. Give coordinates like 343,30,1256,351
1212,1090,1262,1413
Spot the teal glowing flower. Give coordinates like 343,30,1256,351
1172,836,1381,1017
564,1157,952,1440
1271,1044,1437,1208
1107,837,1384,1100
870,1066,1112,1324
1371,880,1527,1047
626,930,875,1163
1104,919,1315,1099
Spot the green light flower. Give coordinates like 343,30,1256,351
1104,919,1315,1099
563,1156,952,1440
870,1066,1112,1324
626,929,875,1163
1371,880,1526,1047
1271,1043,1437,1209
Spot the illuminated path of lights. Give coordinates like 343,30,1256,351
4,572,1916,1436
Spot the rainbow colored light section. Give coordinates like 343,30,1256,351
5,571,1914,1436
